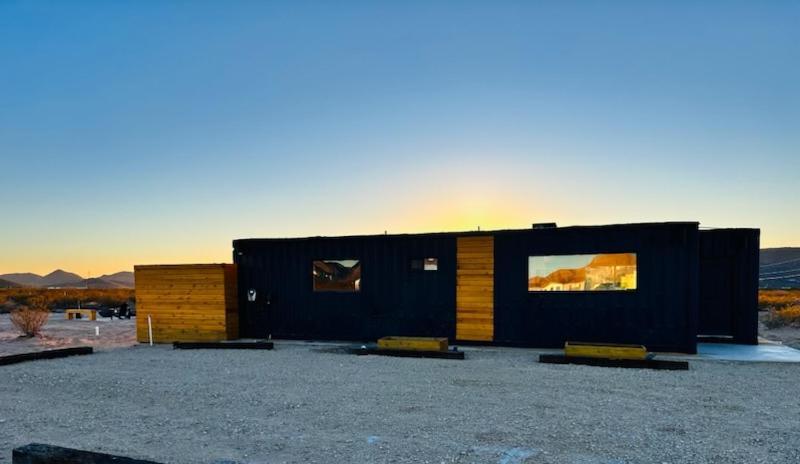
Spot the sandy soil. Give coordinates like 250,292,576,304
1,342,799,464
758,312,800,349
0,314,136,356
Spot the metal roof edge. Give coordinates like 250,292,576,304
232,221,704,245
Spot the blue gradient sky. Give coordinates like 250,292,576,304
1,1,798,275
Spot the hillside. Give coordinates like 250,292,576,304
0,278,21,289
760,248,800,289
760,248,800,266
41,269,84,287
0,270,134,288
0,273,44,287
84,277,128,289
99,271,135,287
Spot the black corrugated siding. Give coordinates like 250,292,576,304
235,234,457,341
492,223,699,353
698,229,759,344
234,222,709,353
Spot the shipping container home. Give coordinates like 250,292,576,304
233,222,760,354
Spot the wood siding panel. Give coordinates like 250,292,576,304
456,236,494,342
135,264,238,343
223,264,240,339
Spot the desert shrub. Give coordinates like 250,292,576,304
759,290,800,312
763,305,800,329
10,296,50,337
0,288,134,313
9,293,32,307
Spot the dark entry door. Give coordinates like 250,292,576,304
699,257,734,336
238,262,273,339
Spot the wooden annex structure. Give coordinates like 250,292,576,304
134,264,238,343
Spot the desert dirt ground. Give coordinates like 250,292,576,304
759,315,800,349
0,314,136,356
2,340,800,464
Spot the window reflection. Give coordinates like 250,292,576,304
528,253,637,291
313,260,361,292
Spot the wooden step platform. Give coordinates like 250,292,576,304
377,336,448,352
172,341,273,350
564,341,650,360
539,354,688,370
0,347,93,367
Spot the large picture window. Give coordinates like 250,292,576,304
528,253,637,292
313,260,361,292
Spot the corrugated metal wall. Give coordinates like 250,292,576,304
699,229,759,344
234,222,712,353
234,234,457,341
492,223,700,353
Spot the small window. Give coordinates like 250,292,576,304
313,260,361,292
411,258,438,271
423,258,438,271
528,253,637,292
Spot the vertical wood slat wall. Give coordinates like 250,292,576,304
456,236,494,341
135,264,239,343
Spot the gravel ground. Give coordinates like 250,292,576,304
1,343,799,464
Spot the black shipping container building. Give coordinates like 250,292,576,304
234,222,759,353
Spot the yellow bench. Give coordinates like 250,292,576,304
377,336,448,352
564,341,649,360
65,309,97,321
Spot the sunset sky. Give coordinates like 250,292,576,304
1,1,798,276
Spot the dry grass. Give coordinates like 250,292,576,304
763,305,800,329
760,290,800,329
9,296,50,337
0,288,135,313
759,289,800,311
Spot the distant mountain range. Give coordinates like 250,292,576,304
0,270,134,288
760,248,800,289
